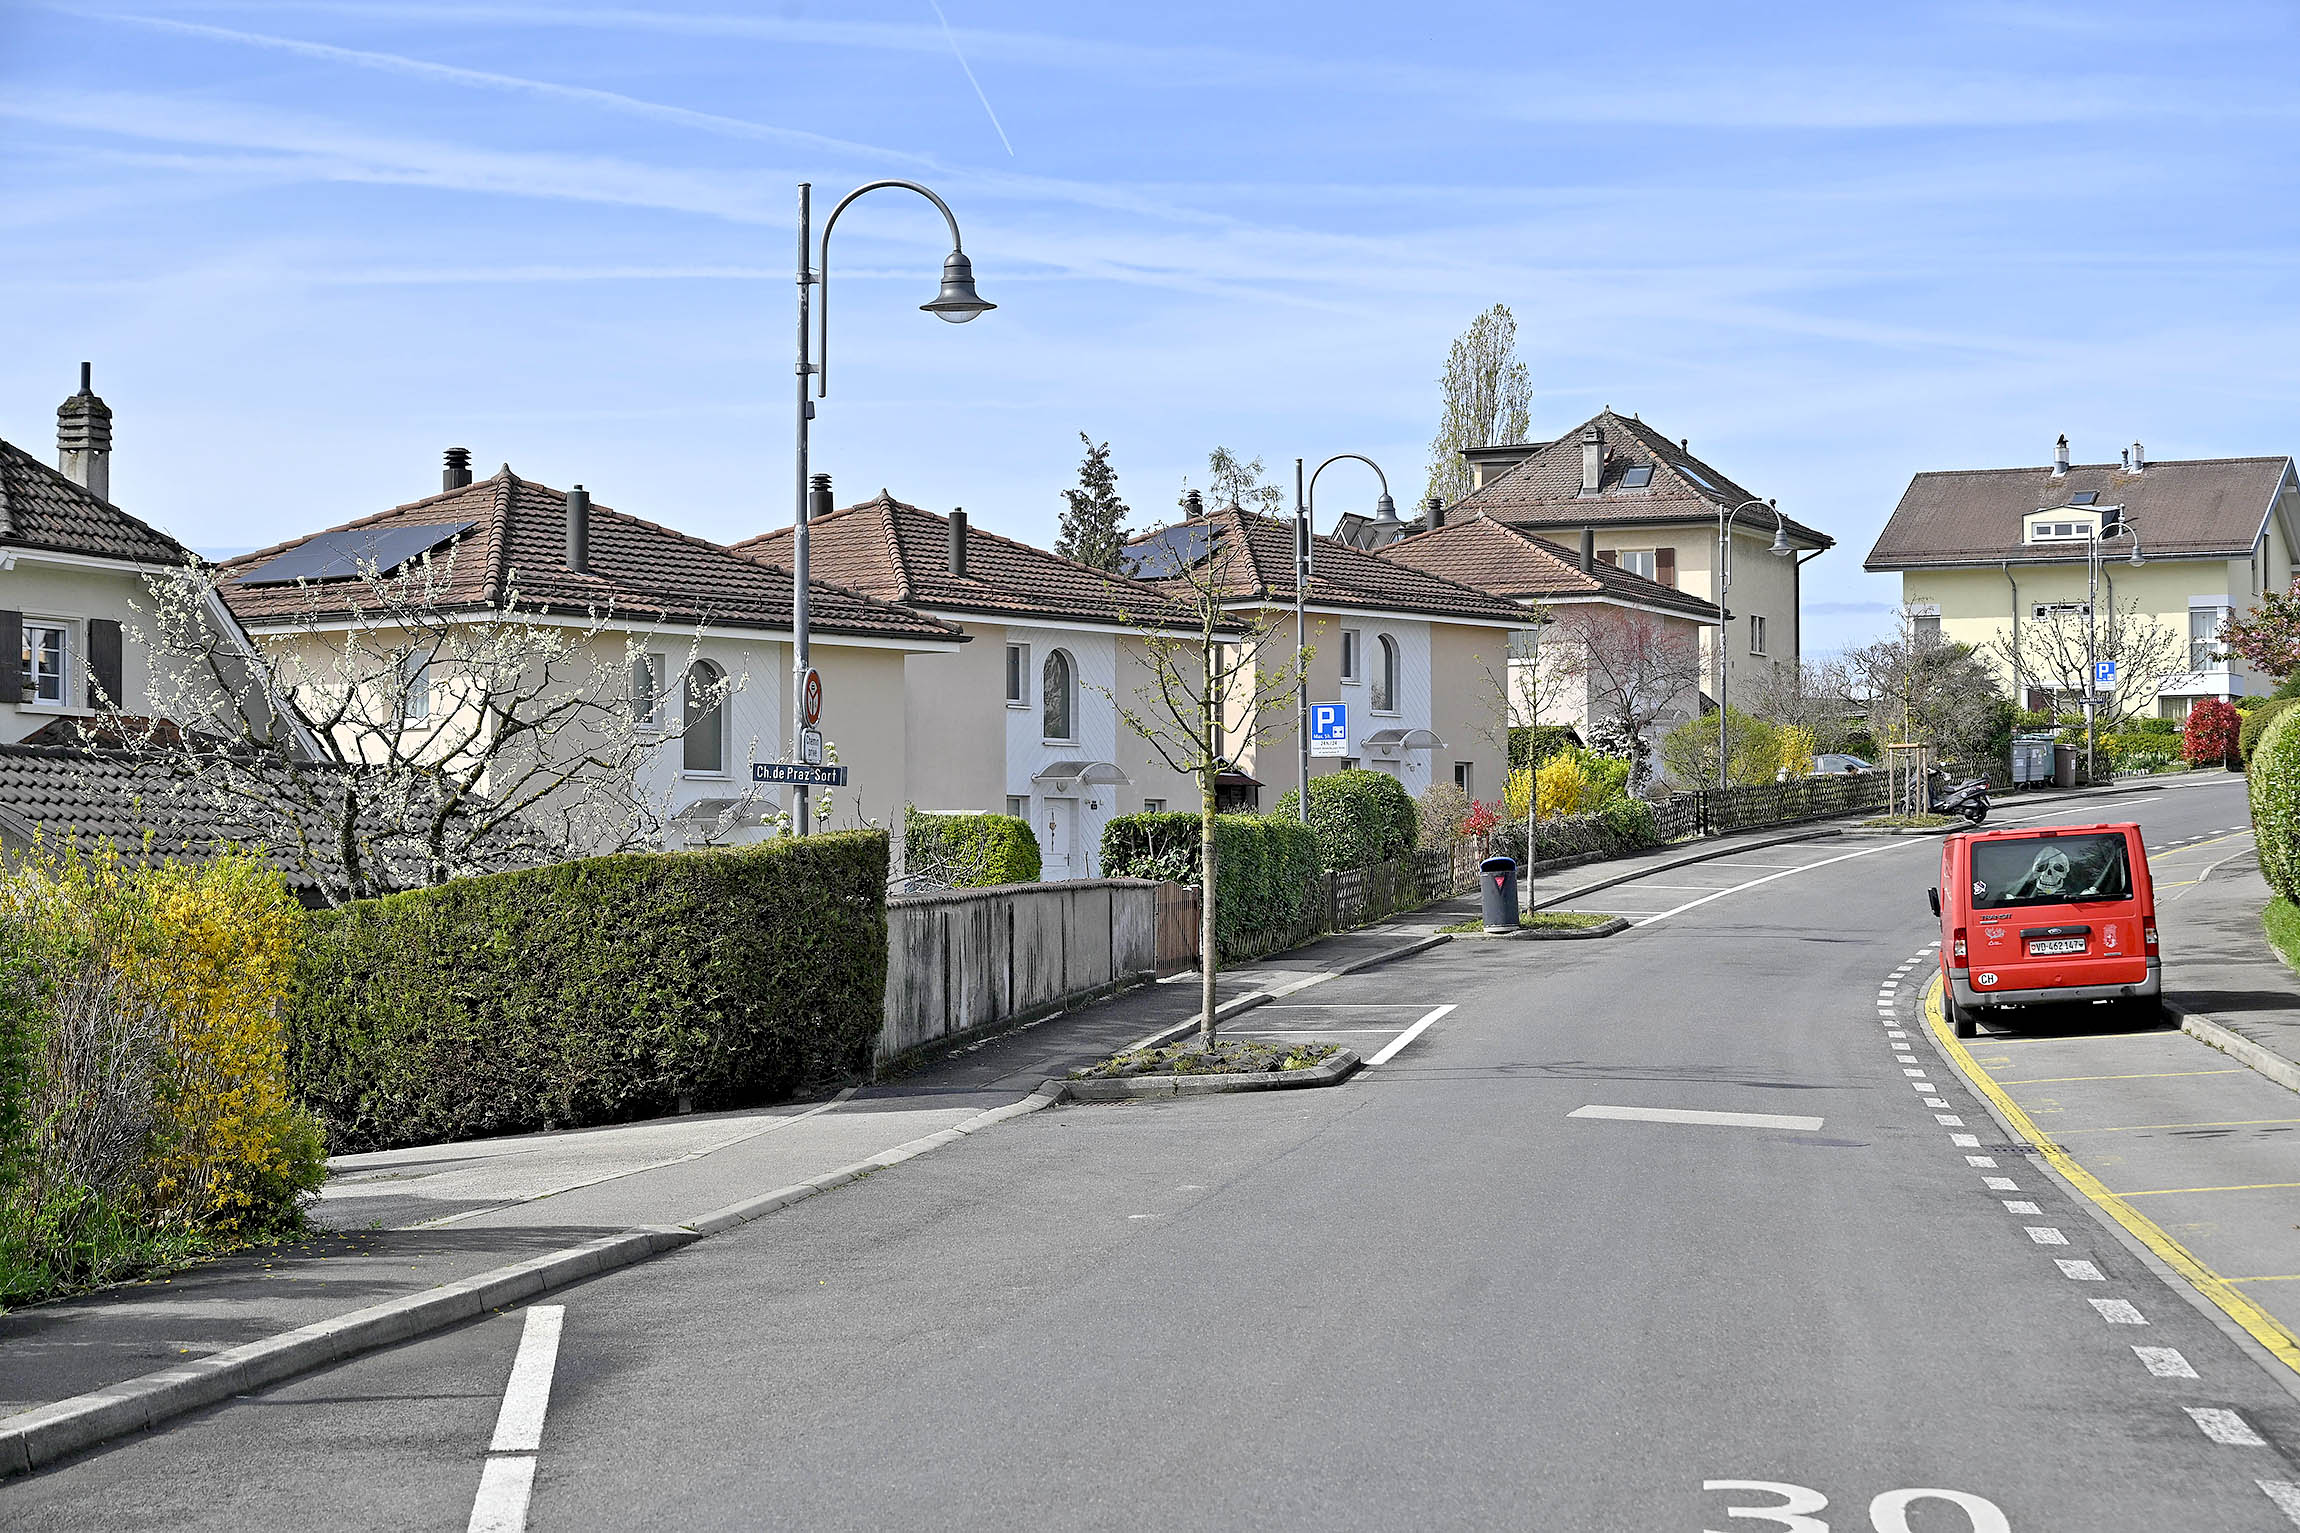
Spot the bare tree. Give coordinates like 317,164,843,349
1107,531,1305,1046
110,552,769,906
1984,597,2184,732
1424,304,1532,507
1552,608,1706,792
1180,447,1286,518
1743,655,1860,752
1846,604,2006,767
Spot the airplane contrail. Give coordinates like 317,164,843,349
925,0,1014,157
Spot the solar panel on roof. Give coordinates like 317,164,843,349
239,521,477,586
1618,464,1654,488
1676,463,1717,493
1122,522,1215,579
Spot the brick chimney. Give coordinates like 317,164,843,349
57,363,112,502
565,485,590,573
948,508,969,577
1579,426,1603,496
443,447,473,490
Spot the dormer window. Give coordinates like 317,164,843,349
2027,517,2097,543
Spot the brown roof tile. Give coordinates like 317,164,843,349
1453,409,1832,549
729,493,1200,630
1379,515,1723,622
0,435,193,566
1865,456,2295,569
216,469,961,643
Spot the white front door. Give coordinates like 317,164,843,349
1042,797,1078,881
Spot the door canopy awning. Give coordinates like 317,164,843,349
1031,759,1129,787
1362,728,1445,751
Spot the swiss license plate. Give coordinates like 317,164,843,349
2028,937,2086,956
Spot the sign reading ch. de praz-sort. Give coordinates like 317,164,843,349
753,762,847,787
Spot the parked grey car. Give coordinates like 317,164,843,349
1812,753,1876,775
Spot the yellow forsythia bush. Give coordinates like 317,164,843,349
1535,752,1601,821
1503,766,1533,823
1776,724,1817,778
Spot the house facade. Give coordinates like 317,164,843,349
1427,410,1831,708
1865,440,2300,717
216,460,964,850
1125,501,1529,810
1,369,198,744
732,490,1205,879
1377,514,1724,758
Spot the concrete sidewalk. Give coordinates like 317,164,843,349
0,904,1450,1437
2159,833,2300,1089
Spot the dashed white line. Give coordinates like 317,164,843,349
1924,1097,1950,1108
1902,1067,1927,1077
468,1458,538,1533
1951,1133,1981,1147
2027,1226,2069,1245
2259,1480,2300,1526
2056,1259,2105,1281
2090,1297,2147,1323
1967,1155,1999,1168
1983,1176,2020,1191
1937,1113,1966,1126
2188,1407,2267,1446
1567,1104,1825,1132
2132,1346,2198,1379
469,1304,566,1533
2003,1200,2042,1215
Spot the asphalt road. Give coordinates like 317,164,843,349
15,775,2300,1531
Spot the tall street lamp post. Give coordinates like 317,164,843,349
792,179,992,833
1714,497,1796,790
1293,455,1395,819
2085,519,2145,781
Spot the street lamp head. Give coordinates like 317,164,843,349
921,249,994,322
1373,491,1398,523
2128,544,2145,566
1770,522,1793,557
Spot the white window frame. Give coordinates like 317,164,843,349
22,620,70,709
632,651,667,730
1453,762,1474,795
1913,613,1941,645
1618,549,1657,581
400,650,433,724
1339,628,1362,684
2190,601,2230,673
683,659,728,777
1371,634,1399,715
1042,648,1076,744
1143,797,1165,813
1005,794,1028,818
1006,642,1030,708
1748,614,1768,656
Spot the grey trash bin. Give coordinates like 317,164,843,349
1480,855,1520,933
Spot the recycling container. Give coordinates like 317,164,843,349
1480,855,1520,933
2053,742,2079,788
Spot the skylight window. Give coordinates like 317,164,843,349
2069,491,2099,506
1618,464,1654,489
1677,463,1717,494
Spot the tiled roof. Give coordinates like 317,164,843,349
1123,504,1530,625
1865,456,2296,569
0,434,193,566
217,469,961,644
729,492,1199,630
1452,410,1833,549
0,744,549,902
1379,516,1724,623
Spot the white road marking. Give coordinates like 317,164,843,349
1902,1068,1927,1077
1952,1133,1981,1147
1924,1097,1950,1108
2133,1345,2198,1378
2003,1200,2042,1214
1888,1030,1908,1038
1983,1176,2020,1191
1364,1004,1457,1067
1635,841,1907,927
1968,1155,1999,1168
2090,1297,2147,1323
2260,1481,2300,1526
2188,1407,2267,1446
1937,1113,1966,1126
467,1456,538,1533
489,1306,565,1452
2027,1226,2070,1245
2057,1259,2105,1280
1567,1104,1825,1132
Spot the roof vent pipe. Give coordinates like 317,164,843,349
1184,489,1204,520
808,472,832,522
443,447,473,490
2052,435,2070,477
565,484,590,573
949,508,968,577
2130,441,2146,473
1426,496,1446,531
2121,448,2132,471
1580,426,1603,495
1579,527,1596,573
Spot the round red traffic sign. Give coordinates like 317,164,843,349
801,667,823,726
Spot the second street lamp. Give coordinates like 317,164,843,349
1715,497,1796,790
790,179,992,834
1294,454,1394,820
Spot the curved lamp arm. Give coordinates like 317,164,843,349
1305,453,1393,580
816,179,972,397
1718,496,1791,593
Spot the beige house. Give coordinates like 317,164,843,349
732,490,1206,879
1865,440,2300,717
1124,500,1529,810
217,460,964,849
1422,410,1832,707
1,369,197,744
1377,514,1724,758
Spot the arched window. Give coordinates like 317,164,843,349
1042,649,1075,741
1372,634,1398,713
683,659,726,773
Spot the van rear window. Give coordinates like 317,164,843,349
1969,833,2132,909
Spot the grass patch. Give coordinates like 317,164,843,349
1861,813,1958,829
1072,1039,1341,1080
1437,910,1615,934
2263,896,2300,979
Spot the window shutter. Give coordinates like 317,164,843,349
1596,549,1618,567
1654,547,1676,587
87,619,124,710
0,611,22,704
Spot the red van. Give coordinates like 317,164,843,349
1929,822,2159,1038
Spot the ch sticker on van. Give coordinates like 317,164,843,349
1976,972,1998,986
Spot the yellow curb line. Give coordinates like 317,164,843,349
1925,974,2300,1378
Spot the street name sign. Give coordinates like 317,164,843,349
1310,702,1348,758
753,761,847,787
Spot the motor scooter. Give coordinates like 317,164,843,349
1927,768,1991,825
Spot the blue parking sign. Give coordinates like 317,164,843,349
1310,702,1348,758
2095,660,2117,687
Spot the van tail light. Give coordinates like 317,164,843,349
2144,924,2159,955
1951,928,1969,969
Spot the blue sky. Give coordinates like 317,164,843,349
4,1,2298,655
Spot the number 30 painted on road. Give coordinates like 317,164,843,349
1704,1480,2011,1533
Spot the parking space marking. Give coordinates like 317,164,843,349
2055,1118,2300,1136
1363,1004,1457,1067
1568,1104,1825,1132
2118,1182,2300,1198
1994,1070,2248,1086
2229,1275,2300,1285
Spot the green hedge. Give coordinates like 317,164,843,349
1271,768,1417,871
1509,725,1581,770
902,806,1041,886
2243,698,2295,767
288,832,890,1152
1101,812,1321,962
2251,705,2300,904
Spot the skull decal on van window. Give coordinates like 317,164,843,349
2026,849,2074,896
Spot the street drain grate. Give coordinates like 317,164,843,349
1979,1143,2043,1155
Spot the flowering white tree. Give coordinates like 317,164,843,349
102,552,771,906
